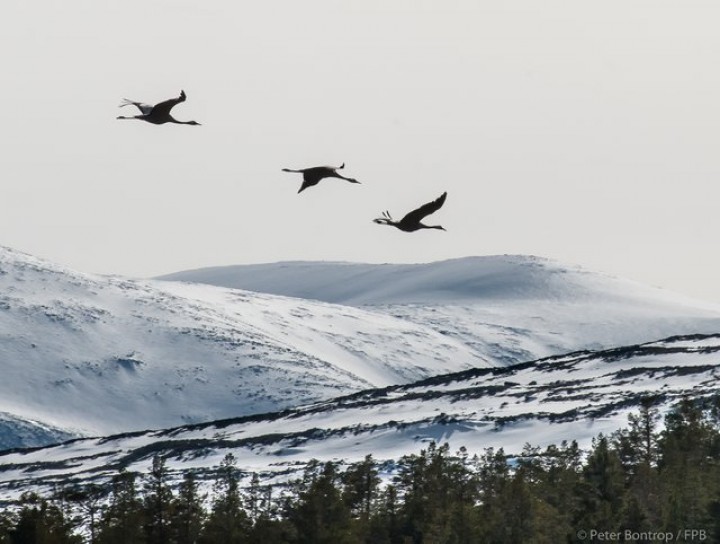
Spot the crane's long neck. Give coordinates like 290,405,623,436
331,173,359,183
116,115,141,120
170,118,199,125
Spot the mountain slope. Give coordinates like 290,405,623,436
159,257,720,364
4,247,720,451
0,246,480,447
1,333,718,502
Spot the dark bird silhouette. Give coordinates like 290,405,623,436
116,90,201,125
282,163,360,193
373,192,447,232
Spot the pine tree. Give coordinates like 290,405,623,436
394,444,432,543
96,469,146,544
63,484,105,544
199,453,250,544
393,442,480,543
286,461,355,544
366,484,399,544
168,471,206,544
474,446,509,538
575,435,625,531
7,492,81,544
142,455,174,544
245,472,262,523
0,509,14,544
446,446,482,544
246,476,292,542
342,456,380,521
496,468,535,544
611,401,662,529
532,441,579,540
614,398,660,474
477,447,508,503
658,397,719,533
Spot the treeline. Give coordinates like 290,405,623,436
1,396,720,543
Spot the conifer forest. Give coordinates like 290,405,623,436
1,397,719,543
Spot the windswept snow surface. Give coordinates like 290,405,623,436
159,257,720,364
1,333,719,503
0,246,479,447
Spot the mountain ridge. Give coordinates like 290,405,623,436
157,255,719,307
2,245,720,451
1,332,718,503
0,246,481,448
158,255,720,365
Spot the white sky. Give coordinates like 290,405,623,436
3,1,720,301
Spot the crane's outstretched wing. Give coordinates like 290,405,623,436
150,90,187,117
400,192,447,224
119,99,154,115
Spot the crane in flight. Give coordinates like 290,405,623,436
373,192,447,232
282,163,360,193
117,90,201,126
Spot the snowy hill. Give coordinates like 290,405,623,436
157,256,715,306
159,257,720,363
1,333,718,502
3,246,720,452
0,246,480,448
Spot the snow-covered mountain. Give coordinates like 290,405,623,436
160,257,720,364
3,246,720,452
1,333,718,502
0,246,479,448
156,256,715,306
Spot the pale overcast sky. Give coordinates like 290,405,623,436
3,1,720,301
